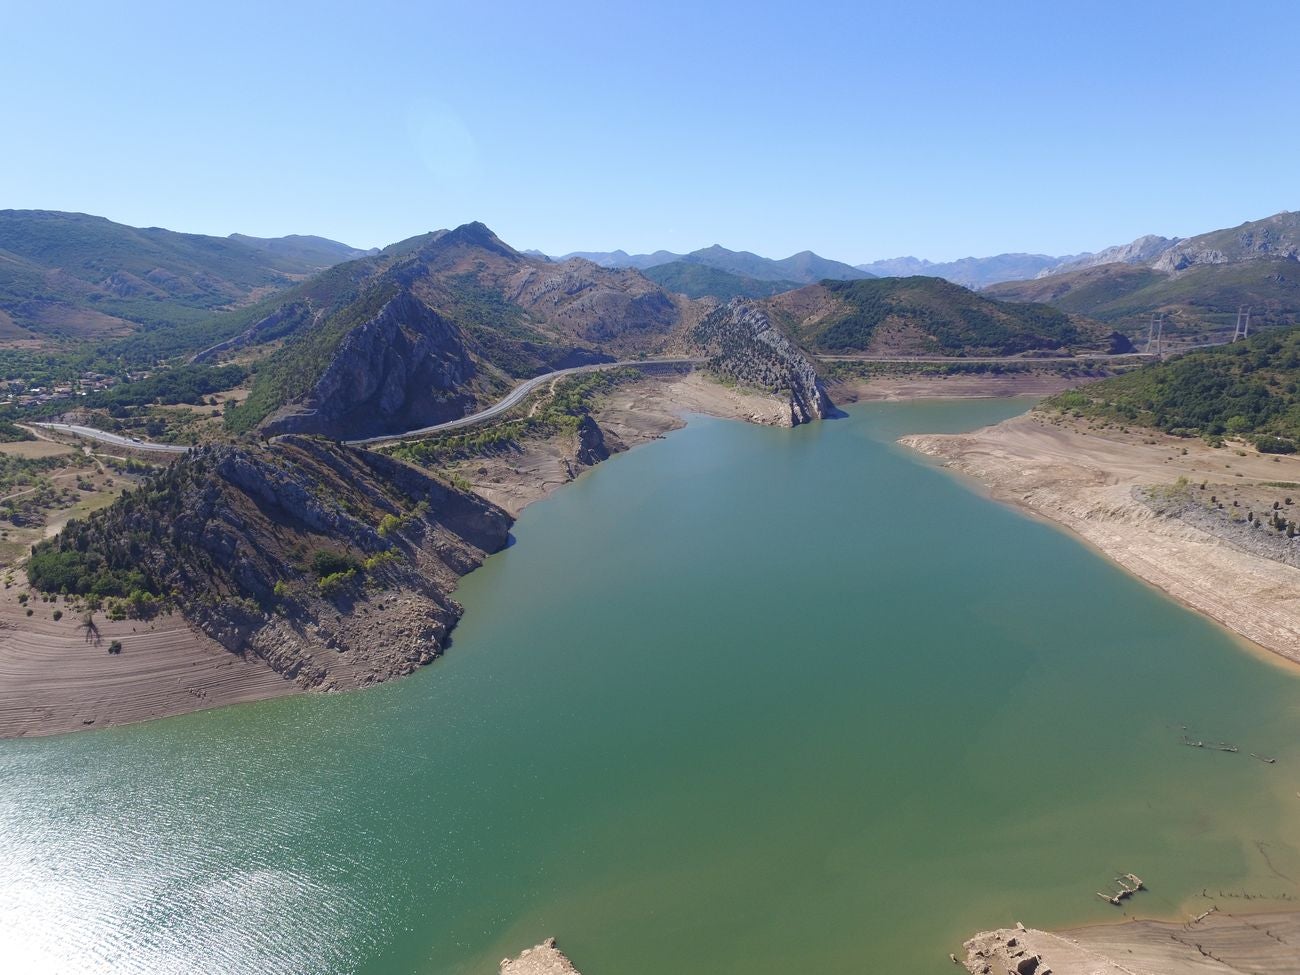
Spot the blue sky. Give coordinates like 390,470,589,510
5,0,1297,262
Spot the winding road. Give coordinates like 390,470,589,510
31,359,703,455
344,358,702,446
29,348,1154,455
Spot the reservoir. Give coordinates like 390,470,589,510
2,399,1298,974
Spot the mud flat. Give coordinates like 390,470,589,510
962,910,1300,974
902,412,1300,667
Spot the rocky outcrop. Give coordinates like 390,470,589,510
692,298,833,425
1039,234,1179,277
500,938,582,974
1154,212,1300,272
38,437,512,689
264,291,479,439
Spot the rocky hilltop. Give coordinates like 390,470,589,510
29,437,511,689
1153,209,1300,272
262,291,479,438
224,222,702,436
1038,233,1179,277
693,298,832,425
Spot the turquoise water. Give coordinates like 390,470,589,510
2,399,1299,974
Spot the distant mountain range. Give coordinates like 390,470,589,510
7,206,1299,372
856,254,1074,289
987,210,1300,334
552,244,874,285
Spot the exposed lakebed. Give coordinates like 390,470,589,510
2,399,1299,974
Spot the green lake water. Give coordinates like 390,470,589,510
3,399,1300,974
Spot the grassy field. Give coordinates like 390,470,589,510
0,440,75,459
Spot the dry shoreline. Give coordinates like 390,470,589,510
0,369,1060,738
903,412,1300,669
0,371,798,738
962,910,1300,974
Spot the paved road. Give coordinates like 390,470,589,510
342,358,702,446
813,352,1153,363
30,361,702,453
27,349,1152,455
32,423,192,455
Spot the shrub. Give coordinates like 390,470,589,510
317,568,357,596
52,609,62,621
362,550,400,572
1256,435,1297,454
310,549,360,578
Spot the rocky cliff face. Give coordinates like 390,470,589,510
1039,234,1178,277
692,298,833,425
1153,211,1300,272
264,291,479,439
40,438,512,689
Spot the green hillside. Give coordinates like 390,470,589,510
1047,326,1300,448
643,261,799,299
987,258,1300,334
777,277,1107,355
0,210,364,342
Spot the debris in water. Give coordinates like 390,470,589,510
1182,735,1238,753
1097,873,1145,906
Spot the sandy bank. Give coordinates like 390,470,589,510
902,413,1300,667
963,910,1300,974
0,581,294,738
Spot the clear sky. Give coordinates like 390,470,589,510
5,0,1297,263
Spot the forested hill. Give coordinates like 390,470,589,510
1047,326,1300,450
766,276,1115,356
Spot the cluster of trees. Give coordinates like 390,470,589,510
86,363,247,411
1048,326,1300,449
26,547,151,598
